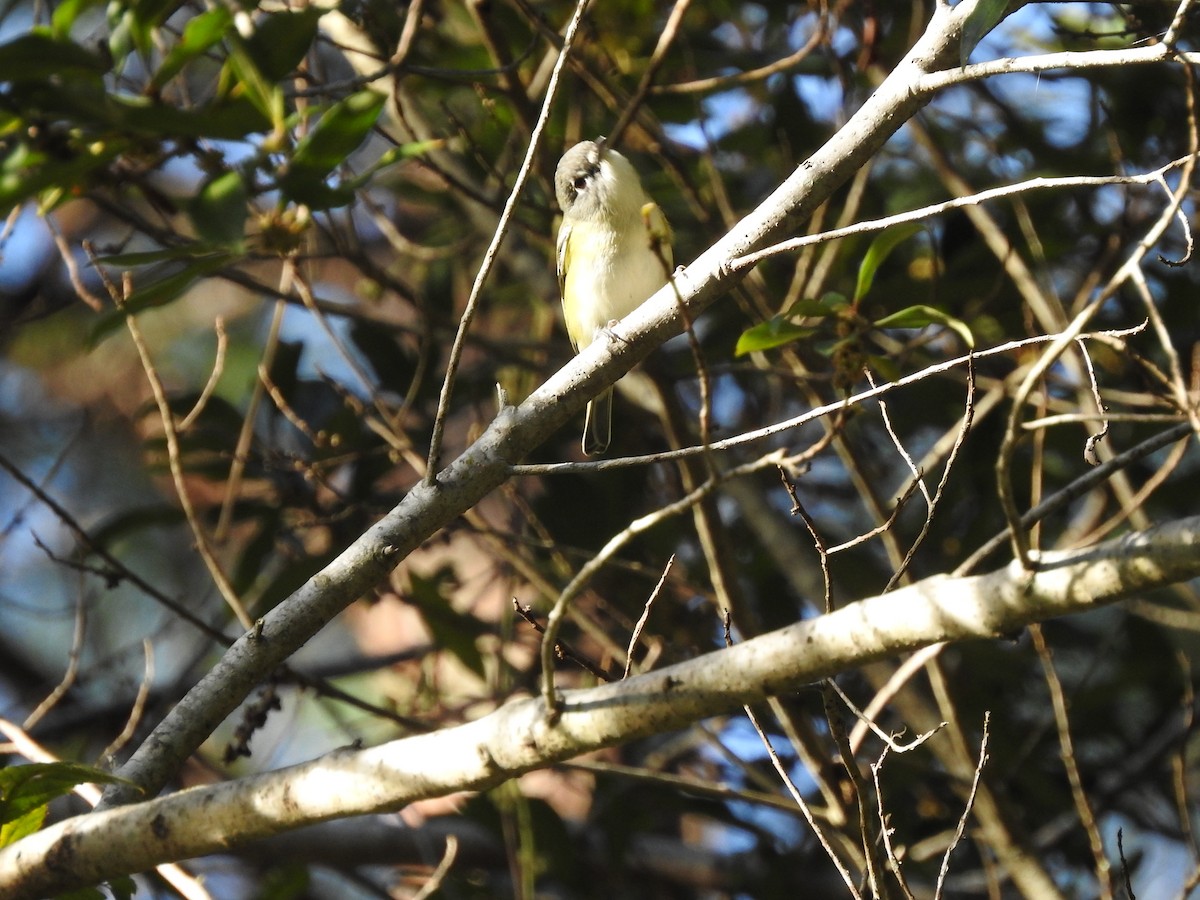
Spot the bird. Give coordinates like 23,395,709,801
555,139,672,455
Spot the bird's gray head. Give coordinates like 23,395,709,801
555,139,644,222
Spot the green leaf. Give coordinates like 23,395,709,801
187,170,248,246
854,222,923,302
0,140,121,218
734,318,815,356
107,93,271,139
781,293,847,319
873,304,975,348
223,34,284,128
278,91,386,208
961,0,1009,66
105,874,138,900
243,7,324,82
150,6,233,90
0,803,46,847
0,32,111,81
50,0,106,39
0,762,137,848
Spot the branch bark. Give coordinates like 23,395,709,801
4,514,1199,898
96,0,983,808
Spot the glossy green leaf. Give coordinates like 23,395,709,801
0,141,121,217
0,32,110,81
781,293,847,318
873,304,975,348
0,762,136,848
244,7,324,82
734,318,815,356
119,94,270,139
187,170,248,246
278,90,385,208
854,222,923,301
50,0,106,38
0,803,45,847
150,7,233,90
223,34,284,127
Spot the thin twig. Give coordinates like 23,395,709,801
934,711,990,899
216,296,286,543
96,252,252,628
827,679,944,753
884,355,976,592
779,471,832,613
510,328,1138,475
100,639,155,763
514,600,612,682
956,422,1194,575
410,835,458,900
723,612,864,899
623,555,673,679
539,451,785,713
177,317,228,433
870,743,918,900
651,13,826,95
22,587,87,731
1031,625,1113,898
608,0,691,147
730,157,1195,271
425,0,594,481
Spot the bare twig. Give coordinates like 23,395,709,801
1031,625,1113,898
723,612,863,898
425,0,594,480
22,587,87,731
176,317,228,433
100,257,252,628
100,639,155,763
410,835,458,900
884,355,976,592
933,711,990,899
539,451,785,712
623,555,673,679
514,600,612,682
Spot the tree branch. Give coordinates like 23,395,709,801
6,514,1200,898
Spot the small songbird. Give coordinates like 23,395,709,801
555,139,672,455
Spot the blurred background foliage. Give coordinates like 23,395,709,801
1,0,1200,896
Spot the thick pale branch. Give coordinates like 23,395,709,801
98,0,981,806
4,516,1199,898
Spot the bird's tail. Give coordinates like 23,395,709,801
583,387,613,456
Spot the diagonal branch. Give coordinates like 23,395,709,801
6,514,1200,898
